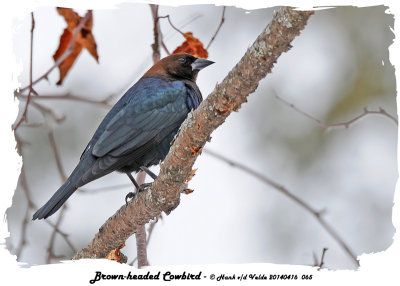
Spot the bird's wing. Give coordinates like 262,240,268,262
92,79,189,158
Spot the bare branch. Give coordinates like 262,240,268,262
14,10,93,131
46,205,67,263
319,247,328,269
150,5,161,62
158,15,185,36
135,171,149,268
275,94,398,128
206,6,226,50
73,7,314,260
146,218,158,248
45,129,71,263
129,218,159,266
15,181,31,259
48,130,67,181
19,10,92,93
313,247,328,270
16,92,115,107
14,129,77,261
161,41,171,56
29,100,66,124
14,165,77,258
13,12,35,131
203,149,358,266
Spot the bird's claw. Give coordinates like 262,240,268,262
125,183,152,205
125,192,135,205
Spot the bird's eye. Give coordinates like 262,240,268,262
178,57,186,64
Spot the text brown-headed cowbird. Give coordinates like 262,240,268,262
32,53,214,220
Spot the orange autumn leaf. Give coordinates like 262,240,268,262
173,32,208,58
53,8,99,85
105,243,125,263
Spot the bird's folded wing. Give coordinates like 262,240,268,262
92,88,188,158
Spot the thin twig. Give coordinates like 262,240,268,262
48,130,67,181
29,12,34,89
161,41,170,56
30,100,66,124
46,125,74,262
152,6,169,56
14,167,32,259
206,6,226,50
12,11,87,261
16,92,115,107
13,12,35,131
19,10,92,93
158,15,185,35
145,219,158,248
15,164,77,258
15,10,92,129
46,131,67,261
162,13,203,42
14,167,34,257
150,5,161,63
313,247,328,270
275,94,398,128
18,122,44,128
19,166,36,209
14,129,77,261
203,148,359,267
157,11,206,55
46,205,68,263
44,219,76,253
318,247,328,270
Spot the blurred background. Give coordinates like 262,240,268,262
7,4,397,270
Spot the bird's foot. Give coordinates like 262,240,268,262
125,192,136,205
140,182,152,190
125,183,153,205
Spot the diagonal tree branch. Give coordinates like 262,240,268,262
73,7,314,260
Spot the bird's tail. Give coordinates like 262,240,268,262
32,164,84,220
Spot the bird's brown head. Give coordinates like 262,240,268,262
144,53,214,81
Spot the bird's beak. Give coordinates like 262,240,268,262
191,58,215,71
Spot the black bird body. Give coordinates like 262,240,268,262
33,54,213,220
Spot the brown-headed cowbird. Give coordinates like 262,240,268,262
32,53,214,220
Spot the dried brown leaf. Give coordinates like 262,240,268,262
53,8,99,85
105,243,125,263
173,32,208,58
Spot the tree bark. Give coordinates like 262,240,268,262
73,7,314,260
